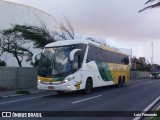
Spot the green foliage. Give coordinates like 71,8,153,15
7,25,56,48
150,109,160,120
0,29,33,67
0,17,75,67
139,0,160,12
131,57,152,71
0,59,6,66
16,90,31,95
136,64,152,71
0,24,57,67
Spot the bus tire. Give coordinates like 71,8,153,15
118,77,124,87
83,79,92,94
57,91,64,94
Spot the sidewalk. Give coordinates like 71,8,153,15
0,88,45,98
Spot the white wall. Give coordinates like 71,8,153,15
0,0,56,31
0,1,56,67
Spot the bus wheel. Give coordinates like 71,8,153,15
83,79,92,94
57,91,64,94
118,77,124,87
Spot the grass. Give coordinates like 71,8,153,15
16,90,31,95
150,109,160,120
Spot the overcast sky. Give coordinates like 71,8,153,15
4,0,160,64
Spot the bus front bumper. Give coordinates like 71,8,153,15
37,81,76,91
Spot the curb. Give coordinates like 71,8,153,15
133,96,160,120
1,90,47,98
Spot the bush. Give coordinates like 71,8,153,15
16,90,31,95
0,60,6,66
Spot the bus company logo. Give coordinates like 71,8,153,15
2,112,11,117
113,65,124,70
74,81,82,89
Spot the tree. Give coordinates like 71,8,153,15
0,29,33,67
131,56,152,71
54,16,75,40
0,17,75,67
139,0,160,12
5,24,55,48
0,59,6,66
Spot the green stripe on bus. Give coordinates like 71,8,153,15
51,76,66,81
95,61,113,81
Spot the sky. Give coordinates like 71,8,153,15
3,0,160,64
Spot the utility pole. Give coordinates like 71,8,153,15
151,42,153,65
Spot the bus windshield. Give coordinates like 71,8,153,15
38,45,75,77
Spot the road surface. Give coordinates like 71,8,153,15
0,79,160,120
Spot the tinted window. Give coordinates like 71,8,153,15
87,45,128,64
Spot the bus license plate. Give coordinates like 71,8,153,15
48,86,54,89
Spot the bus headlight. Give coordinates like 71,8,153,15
62,79,69,83
62,76,75,83
67,85,71,88
64,79,69,82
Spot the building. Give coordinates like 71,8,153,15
131,57,146,70
0,0,56,31
139,57,145,65
0,0,56,66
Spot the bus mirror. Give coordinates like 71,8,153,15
70,49,81,61
73,57,78,71
123,57,129,65
86,59,90,63
32,52,42,63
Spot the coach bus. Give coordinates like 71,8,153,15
33,39,130,94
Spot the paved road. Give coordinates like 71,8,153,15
0,79,160,120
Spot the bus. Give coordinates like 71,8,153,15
33,39,130,94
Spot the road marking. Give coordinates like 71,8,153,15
0,94,52,105
129,81,153,89
72,95,102,104
129,85,138,89
133,96,160,120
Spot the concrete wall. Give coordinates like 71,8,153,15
0,67,150,90
130,71,150,80
0,67,37,90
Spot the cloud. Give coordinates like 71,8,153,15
2,0,160,64
6,0,160,42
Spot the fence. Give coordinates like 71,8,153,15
130,71,150,80
0,67,150,90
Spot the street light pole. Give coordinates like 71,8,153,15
151,42,153,65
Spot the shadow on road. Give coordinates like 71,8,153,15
45,85,125,98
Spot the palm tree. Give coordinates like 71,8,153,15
139,0,160,12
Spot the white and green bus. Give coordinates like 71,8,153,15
33,39,130,94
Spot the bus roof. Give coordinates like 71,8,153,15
45,39,97,47
45,39,128,56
